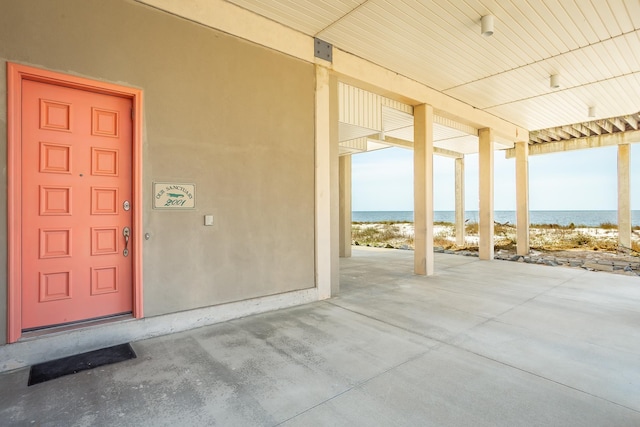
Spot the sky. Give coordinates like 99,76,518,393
351,144,640,211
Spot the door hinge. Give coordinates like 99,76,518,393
131,109,134,120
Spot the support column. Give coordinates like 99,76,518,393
414,104,435,276
478,128,494,260
339,155,352,258
455,156,465,246
515,141,530,255
618,143,631,249
315,65,339,298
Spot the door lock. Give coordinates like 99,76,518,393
123,227,130,257
123,200,130,211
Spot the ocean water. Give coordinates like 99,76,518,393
352,210,640,227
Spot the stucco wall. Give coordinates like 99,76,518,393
0,0,316,342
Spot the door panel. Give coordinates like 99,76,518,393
22,80,133,329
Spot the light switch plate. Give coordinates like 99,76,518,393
204,215,214,226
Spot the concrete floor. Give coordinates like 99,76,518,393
1,247,639,426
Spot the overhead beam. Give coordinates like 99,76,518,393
584,121,602,135
542,129,562,141
433,146,465,159
571,123,591,137
611,117,626,132
598,120,613,134
505,130,640,158
368,135,464,158
562,126,582,138
368,134,412,149
624,115,638,130
532,133,550,143
529,136,544,144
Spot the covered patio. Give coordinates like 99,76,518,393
2,247,638,426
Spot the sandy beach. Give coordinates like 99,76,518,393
352,222,640,276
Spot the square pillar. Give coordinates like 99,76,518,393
618,143,631,249
339,155,352,258
515,141,530,255
315,65,339,298
455,156,465,246
414,104,435,276
478,128,494,260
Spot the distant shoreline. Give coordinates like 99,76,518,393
353,219,640,230
352,210,640,227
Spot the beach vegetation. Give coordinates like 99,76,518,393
352,218,640,254
352,220,411,225
532,223,586,229
598,222,617,230
465,222,478,234
351,223,413,248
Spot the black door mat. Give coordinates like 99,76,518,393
28,343,136,386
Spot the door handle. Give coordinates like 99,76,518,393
123,227,130,257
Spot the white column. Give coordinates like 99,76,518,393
515,141,530,255
618,143,631,249
315,65,339,298
478,128,494,260
339,155,352,258
414,104,435,276
455,156,465,246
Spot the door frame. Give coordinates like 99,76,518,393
7,63,144,343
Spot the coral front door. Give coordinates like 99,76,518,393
21,79,133,330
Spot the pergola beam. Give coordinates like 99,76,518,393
562,125,582,138
584,121,603,135
598,119,614,134
571,123,592,137
611,117,626,132
505,130,640,158
624,115,638,130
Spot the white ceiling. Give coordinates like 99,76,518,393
226,0,640,132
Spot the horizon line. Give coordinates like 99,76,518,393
353,209,640,212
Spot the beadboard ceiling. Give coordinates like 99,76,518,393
226,0,640,132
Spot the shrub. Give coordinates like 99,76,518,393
598,222,617,230
351,223,413,248
465,221,478,234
